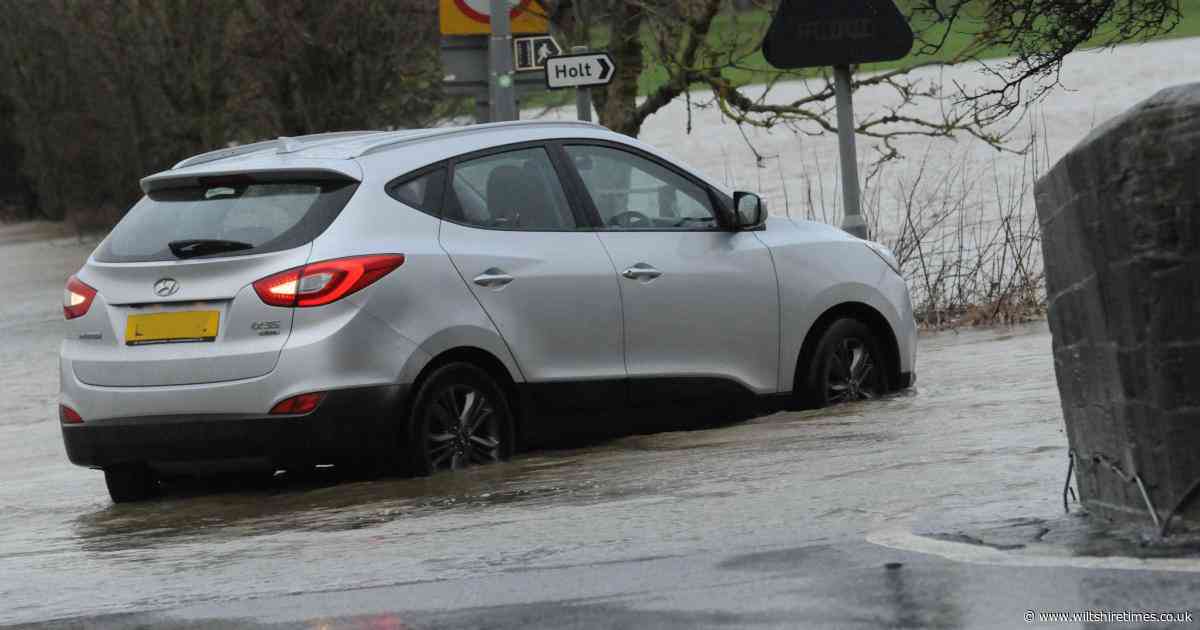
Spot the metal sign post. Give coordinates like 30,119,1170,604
488,0,518,122
544,51,614,124
833,64,864,237
572,46,593,122
760,0,913,239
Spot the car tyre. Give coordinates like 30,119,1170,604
103,464,157,503
799,318,890,408
404,362,515,476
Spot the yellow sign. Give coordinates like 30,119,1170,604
440,0,549,36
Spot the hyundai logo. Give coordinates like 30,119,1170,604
153,278,180,297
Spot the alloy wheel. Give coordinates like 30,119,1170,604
825,337,879,403
425,384,502,470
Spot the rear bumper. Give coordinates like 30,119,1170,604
62,384,407,470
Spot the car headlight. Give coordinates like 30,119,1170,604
863,241,902,276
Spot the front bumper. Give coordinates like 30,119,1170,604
61,384,407,470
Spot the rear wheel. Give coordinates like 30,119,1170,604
103,464,157,503
799,318,889,408
404,363,515,476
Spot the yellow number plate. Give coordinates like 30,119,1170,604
125,311,219,345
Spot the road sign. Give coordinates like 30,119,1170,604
442,36,547,95
439,0,549,36
544,52,614,90
760,0,914,239
514,35,561,71
761,0,913,69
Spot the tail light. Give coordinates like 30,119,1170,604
253,254,405,308
270,392,325,415
59,404,83,424
63,275,97,320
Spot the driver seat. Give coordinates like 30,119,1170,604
485,165,562,229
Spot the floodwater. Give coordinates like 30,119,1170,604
0,234,1071,625
545,37,1200,238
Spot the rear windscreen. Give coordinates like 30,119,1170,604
94,179,358,263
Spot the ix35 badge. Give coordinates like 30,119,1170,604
251,320,282,336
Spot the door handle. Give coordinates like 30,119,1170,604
473,268,514,288
621,263,662,280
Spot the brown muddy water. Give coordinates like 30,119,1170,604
0,236,1067,625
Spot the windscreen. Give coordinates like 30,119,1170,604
94,178,358,263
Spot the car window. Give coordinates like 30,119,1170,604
388,168,445,215
565,145,718,230
445,147,576,230
94,180,357,263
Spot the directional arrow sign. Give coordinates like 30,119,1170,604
544,52,614,90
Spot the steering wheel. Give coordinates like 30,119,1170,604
608,210,653,228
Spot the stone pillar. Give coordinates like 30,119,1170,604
1035,83,1200,529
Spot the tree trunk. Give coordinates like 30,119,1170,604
598,1,644,137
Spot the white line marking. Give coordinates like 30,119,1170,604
866,528,1200,573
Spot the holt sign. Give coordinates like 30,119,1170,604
544,52,615,90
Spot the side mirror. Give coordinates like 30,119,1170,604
732,191,766,230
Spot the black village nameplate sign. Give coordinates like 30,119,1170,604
762,0,913,69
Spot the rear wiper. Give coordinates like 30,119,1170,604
168,239,254,259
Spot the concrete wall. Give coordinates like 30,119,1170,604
1034,83,1200,528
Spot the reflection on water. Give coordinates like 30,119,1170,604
878,561,964,629
70,455,655,551
66,403,902,554
718,544,966,628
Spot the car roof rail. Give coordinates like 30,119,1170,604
173,130,387,170
355,120,607,159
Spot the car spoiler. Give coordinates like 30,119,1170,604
140,168,360,194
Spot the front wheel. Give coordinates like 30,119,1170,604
799,318,889,408
404,363,515,476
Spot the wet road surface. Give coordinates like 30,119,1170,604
3,235,1198,628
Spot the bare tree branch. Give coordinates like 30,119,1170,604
547,0,1180,159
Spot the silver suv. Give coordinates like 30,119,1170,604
59,121,917,502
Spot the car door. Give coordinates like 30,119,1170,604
437,143,627,410
561,142,780,405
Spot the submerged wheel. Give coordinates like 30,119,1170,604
406,362,514,476
103,464,157,503
800,318,889,408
